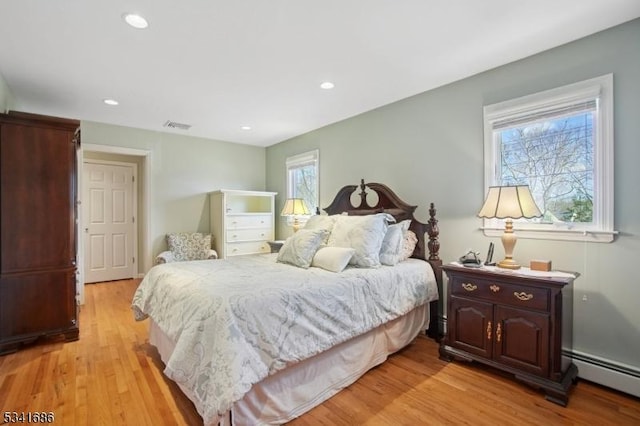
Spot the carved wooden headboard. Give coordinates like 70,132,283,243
322,179,443,338
323,179,440,263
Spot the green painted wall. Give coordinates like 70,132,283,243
0,71,15,112
266,19,640,372
81,121,267,266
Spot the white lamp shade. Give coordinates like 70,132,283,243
280,198,310,216
478,185,542,219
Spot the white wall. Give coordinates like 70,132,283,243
266,19,640,392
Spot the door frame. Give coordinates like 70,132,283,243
78,144,151,304
82,159,138,284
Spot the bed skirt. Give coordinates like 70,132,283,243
150,303,429,425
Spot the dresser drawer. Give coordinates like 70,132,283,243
226,228,273,242
226,215,272,229
451,276,549,311
226,241,271,256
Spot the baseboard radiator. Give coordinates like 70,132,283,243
567,350,640,398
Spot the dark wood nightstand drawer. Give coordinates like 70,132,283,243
451,276,550,312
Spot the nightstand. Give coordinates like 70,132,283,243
439,263,578,406
267,240,285,253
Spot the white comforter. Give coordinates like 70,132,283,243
131,254,437,425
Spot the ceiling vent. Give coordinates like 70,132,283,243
163,120,191,130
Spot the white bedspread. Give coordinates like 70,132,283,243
131,254,437,425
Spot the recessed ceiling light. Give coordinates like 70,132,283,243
320,81,335,90
241,126,252,131
103,99,119,106
123,13,149,29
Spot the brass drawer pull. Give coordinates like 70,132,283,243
514,291,534,301
496,322,502,342
462,283,477,292
490,284,500,292
487,321,492,340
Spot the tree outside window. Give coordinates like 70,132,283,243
498,112,594,224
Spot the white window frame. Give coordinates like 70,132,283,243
483,74,615,243
285,149,319,225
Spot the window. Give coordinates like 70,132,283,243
286,150,319,220
483,74,615,242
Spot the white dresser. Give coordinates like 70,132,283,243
210,189,277,259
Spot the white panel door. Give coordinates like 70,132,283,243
83,162,135,283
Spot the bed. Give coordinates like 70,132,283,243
132,180,443,425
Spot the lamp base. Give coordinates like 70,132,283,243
497,258,521,270
498,219,521,269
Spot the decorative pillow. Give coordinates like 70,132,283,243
311,247,356,273
379,220,412,266
277,229,328,269
167,232,212,261
327,213,391,268
303,214,337,244
399,230,418,262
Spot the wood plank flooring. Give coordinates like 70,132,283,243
0,279,638,425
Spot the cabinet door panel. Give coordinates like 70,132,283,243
1,123,76,272
0,270,76,338
449,296,493,359
495,305,549,376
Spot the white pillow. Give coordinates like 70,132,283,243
277,229,328,269
311,247,356,273
379,220,411,266
327,213,391,268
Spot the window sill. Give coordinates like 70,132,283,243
480,227,617,243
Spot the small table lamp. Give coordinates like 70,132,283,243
477,185,542,270
281,198,310,232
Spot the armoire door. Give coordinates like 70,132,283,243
0,121,76,273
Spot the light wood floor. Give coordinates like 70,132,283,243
0,279,638,425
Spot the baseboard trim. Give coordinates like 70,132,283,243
565,350,640,398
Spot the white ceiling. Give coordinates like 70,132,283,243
1,1,639,147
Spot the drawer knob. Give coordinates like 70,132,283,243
490,284,500,292
514,291,534,301
462,283,477,292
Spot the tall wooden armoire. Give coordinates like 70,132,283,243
0,111,80,354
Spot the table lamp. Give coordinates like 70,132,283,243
477,185,542,269
280,198,310,232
